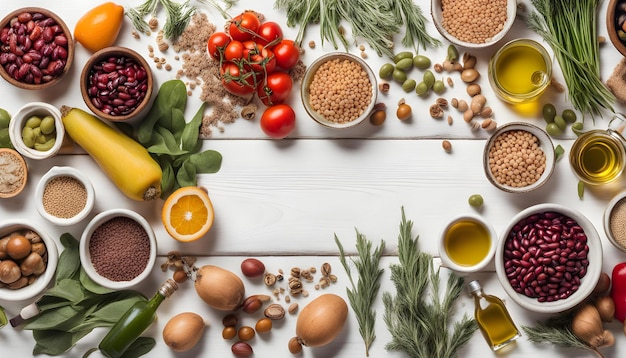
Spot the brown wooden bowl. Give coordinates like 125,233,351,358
607,0,626,57
0,7,74,90
0,148,28,198
80,46,154,122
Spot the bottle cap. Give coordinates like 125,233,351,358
159,279,179,298
467,280,482,293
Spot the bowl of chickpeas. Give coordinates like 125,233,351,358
301,52,377,129
8,102,64,160
431,0,517,48
483,122,555,193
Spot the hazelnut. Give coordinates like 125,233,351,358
442,140,452,153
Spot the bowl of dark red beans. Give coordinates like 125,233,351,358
79,209,157,290
0,7,74,90
80,46,153,122
607,0,626,57
495,203,603,313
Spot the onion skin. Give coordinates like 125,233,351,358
572,303,614,349
296,293,348,347
195,265,245,311
162,312,206,352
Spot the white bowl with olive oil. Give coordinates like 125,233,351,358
439,214,497,273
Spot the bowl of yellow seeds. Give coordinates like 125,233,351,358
35,166,95,226
301,52,377,129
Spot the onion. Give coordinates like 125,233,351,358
294,293,348,347
162,312,206,352
194,265,245,311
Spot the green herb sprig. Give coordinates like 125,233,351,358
528,0,614,119
522,312,595,355
335,231,385,356
383,208,477,358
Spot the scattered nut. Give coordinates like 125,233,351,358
434,63,444,73
442,60,454,72
447,115,453,125
457,99,469,112
263,273,277,286
264,303,286,320
483,119,497,131
442,140,452,153
470,120,481,131
436,98,448,108
430,104,444,119
467,83,482,97
481,118,493,129
288,303,299,314
450,98,459,108
463,53,477,69
379,82,390,93
550,77,565,93
480,106,493,118
308,40,316,48
461,68,480,83
242,296,264,314
447,77,454,86
321,262,332,276
463,109,474,122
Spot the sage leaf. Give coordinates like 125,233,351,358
181,102,206,151
80,268,114,295
41,278,84,302
32,329,92,356
55,233,81,282
138,79,187,144
187,150,223,173
24,305,86,330
121,337,156,358
176,159,197,188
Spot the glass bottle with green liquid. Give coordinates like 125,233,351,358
98,279,178,358
468,280,521,351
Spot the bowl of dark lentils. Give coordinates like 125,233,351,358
0,7,74,89
607,0,626,57
495,203,603,314
80,46,153,122
79,208,157,290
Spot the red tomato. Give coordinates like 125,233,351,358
228,11,261,42
257,72,293,106
224,40,245,62
243,41,276,74
273,40,300,70
207,31,230,60
260,104,296,139
221,62,256,96
256,21,283,47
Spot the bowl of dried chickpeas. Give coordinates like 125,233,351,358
483,122,555,193
431,0,517,48
301,52,377,129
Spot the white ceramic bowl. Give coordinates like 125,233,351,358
495,204,603,313
483,122,555,193
439,213,497,273
8,102,64,160
603,190,626,253
80,209,157,290
301,52,377,129
35,166,95,226
431,0,517,48
0,220,58,302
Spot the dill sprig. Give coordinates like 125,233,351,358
383,208,477,358
336,0,398,58
522,312,597,355
161,0,196,40
527,0,614,119
335,231,385,357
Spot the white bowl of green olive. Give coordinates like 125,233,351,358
8,102,65,160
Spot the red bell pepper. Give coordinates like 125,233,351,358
611,262,626,322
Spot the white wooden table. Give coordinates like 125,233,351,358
1,1,625,357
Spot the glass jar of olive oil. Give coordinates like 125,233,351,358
569,113,626,185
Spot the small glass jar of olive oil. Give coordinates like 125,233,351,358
468,280,521,351
569,113,626,185
488,39,552,104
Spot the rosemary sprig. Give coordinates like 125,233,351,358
196,0,237,19
336,0,398,58
522,312,597,355
161,0,196,40
335,231,385,357
383,208,477,358
393,0,441,51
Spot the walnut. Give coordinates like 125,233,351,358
429,104,444,119
241,104,258,120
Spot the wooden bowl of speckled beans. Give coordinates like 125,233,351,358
483,122,555,193
0,7,74,90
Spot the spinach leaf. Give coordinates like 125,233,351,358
147,125,188,156
187,150,223,173
55,233,81,282
176,160,197,188
121,337,156,358
158,156,175,194
32,329,92,356
166,107,188,143
138,80,187,144
181,103,206,151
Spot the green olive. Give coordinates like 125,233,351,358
423,70,435,89
619,30,626,42
393,51,413,64
392,69,407,83
379,63,395,79
395,58,413,71
413,55,431,69
0,108,10,128
542,103,556,123
34,138,56,152
401,79,417,92
21,127,36,148
562,109,577,123
572,121,585,136
468,194,484,208
0,128,11,148
433,80,445,94
546,122,563,137
554,115,567,130
40,115,56,135
415,82,429,96
25,115,42,129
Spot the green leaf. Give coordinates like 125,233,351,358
176,159,197,187
91,292,146,323
554,144,565,161
578,180,584,199
55,233,81,282
169,107,188,142
158,156,176,198
146,125,188,156
181,102,206,151
0,305,7,327
32,329,92,356
41,278,85,302
121,337,157,358
187,150,223,174
80,268,115,295
24,305,86,330
138,79,187,144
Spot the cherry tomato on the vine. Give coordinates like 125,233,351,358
260,104,296,139
256,21,283,47
224,40,245,62
257,72,293,106
242,41,276,74
220,62,256,96
228,11,261,42
207,31,230,60
273,40,300,70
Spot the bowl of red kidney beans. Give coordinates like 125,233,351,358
80,46,153,122
495,203,603,313
0,7,74,90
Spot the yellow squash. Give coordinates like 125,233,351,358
60,106,162,201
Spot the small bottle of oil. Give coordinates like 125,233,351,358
468,280,521,351
98,279,178,358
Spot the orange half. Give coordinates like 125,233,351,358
161,186,214,242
